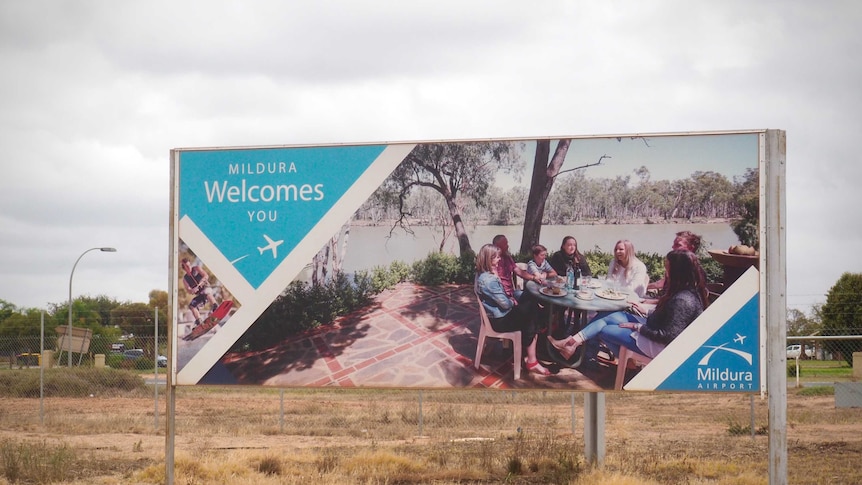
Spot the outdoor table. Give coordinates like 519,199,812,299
525,279,632,368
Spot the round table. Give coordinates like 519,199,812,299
525,280,633,368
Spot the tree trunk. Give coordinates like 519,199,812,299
447,196,472,255
520,140,570,254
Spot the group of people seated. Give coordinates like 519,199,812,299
474,231,709,379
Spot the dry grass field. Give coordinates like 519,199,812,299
0,384,860,484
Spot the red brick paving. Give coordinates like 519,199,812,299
223,282,605,390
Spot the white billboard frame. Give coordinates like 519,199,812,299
164,128,786,483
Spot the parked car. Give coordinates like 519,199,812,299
16,352,41,367
122,349,145,359
110,343,126,353
786,344,815,359
157,355,167,367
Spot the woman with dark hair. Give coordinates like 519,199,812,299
475,244,550,376
549,236,591,281
549,249,708,360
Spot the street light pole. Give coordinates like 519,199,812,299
68,247,117,367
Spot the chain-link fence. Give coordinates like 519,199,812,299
2,305,861,483
1,330,860,427
786,335,862,389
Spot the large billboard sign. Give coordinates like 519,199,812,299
170,130,781,392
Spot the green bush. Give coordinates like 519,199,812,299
364,261,411,294
787,362,799,377
455,249,477,284
412,252,462,286
234,272,376,352
106,354,124,368
699,256,723,285
584,247,612,277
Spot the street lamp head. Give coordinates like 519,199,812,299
67,246,117,367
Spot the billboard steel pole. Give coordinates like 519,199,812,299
764,129,787,484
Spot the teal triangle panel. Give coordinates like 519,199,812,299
656,295,760,392
179,145,386,288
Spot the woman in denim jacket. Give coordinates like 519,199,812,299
475,244,549,376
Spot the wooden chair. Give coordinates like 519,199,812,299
614,345,653,390
474,297,522,380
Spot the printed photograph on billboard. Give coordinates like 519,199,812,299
170,131,763,391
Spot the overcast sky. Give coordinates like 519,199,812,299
1,1,859,316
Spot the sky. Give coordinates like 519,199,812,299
1,1,859,316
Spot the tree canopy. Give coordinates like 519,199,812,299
820,272,862,364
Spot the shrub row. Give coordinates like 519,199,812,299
0,367,148,398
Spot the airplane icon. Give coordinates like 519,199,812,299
257,234,284,259
733,333,747,345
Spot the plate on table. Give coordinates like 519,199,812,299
595,289,627,300
575,290,594,300
540,287,567,297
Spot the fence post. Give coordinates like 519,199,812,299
40,310,45,425
154,307,159,430
418,390,424,437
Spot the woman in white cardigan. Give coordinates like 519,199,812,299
606,239,649,299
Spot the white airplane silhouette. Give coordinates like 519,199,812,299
733,333,747,345
257,234,284,259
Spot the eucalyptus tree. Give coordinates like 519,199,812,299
519,141,614,254
378,141,524,256
787,307,821,336
732,167,759,247
688,171,735,219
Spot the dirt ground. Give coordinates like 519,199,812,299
1,386,860,484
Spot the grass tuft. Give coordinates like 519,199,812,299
0,438,76,483
256,455,282,476
726,420,769,436
798,385,834,397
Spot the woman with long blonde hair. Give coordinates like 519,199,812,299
475,244,549,376
607,239,649,298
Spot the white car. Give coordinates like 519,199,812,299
786,344,814,359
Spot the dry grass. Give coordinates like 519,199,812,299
0,386,860,484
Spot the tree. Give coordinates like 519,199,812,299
379,141,523,256
732,167,759,247
0,299,18,323
111,302,156,355
148,290,169,339
519,142,616,254
787,307,821,336
820,272,862,364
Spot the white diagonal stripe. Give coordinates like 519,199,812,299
177,143,416,384
625,266,759,390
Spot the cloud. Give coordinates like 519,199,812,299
0,0,861,314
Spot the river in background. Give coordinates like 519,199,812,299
332,223,738,274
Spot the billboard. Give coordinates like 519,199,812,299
170,130,774,391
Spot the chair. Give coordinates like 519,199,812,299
474,298,522,380
515,262,529,291
614,345,653,390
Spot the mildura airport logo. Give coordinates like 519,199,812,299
695,333,755,390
